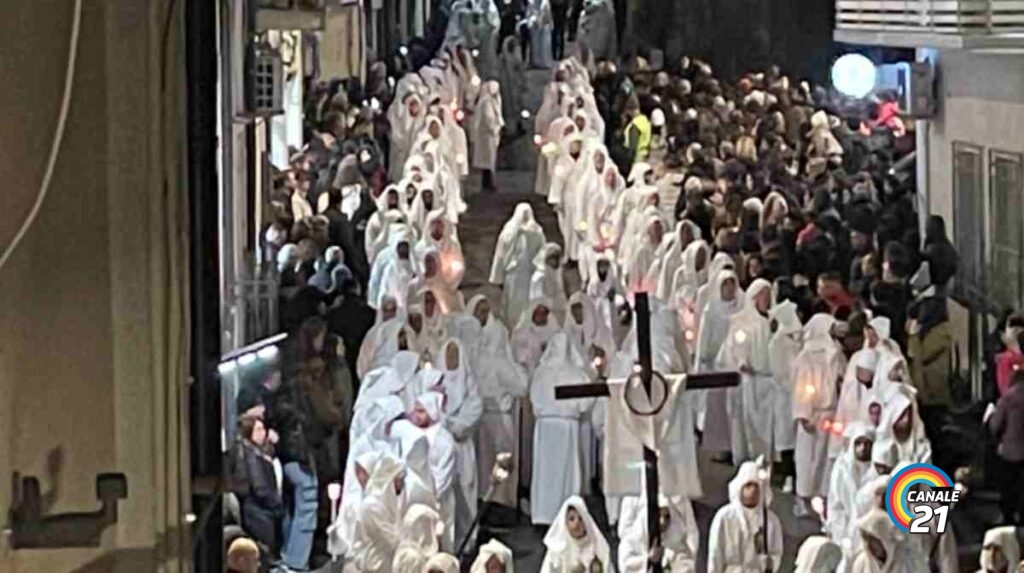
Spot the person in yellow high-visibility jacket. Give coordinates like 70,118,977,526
623,96,651,166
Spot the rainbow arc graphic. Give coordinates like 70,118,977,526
884,463,954,532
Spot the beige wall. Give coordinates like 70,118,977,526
925,49,1024,379
926,49,1024,228
0,1,188,571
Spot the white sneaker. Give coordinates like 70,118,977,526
782,476,794,494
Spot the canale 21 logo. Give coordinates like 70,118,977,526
885,464,961,534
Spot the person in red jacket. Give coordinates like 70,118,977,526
995,325,1024,397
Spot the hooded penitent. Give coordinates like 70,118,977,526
707,461,784,573
490,203,547,327
827,422,877,562
530,335,595,525
792,313,847,499
540,496,611,572
794,536,842,573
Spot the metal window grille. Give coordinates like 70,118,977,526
988,150,1024,308
952,142,985,305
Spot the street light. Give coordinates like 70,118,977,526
832,53,876,99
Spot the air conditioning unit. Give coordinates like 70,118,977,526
245,44,284,117
877,62,935,119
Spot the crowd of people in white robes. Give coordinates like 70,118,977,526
504,45,1021,572
231,7,1024,566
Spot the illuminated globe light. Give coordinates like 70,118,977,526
831,53,877,99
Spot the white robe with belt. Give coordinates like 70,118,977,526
707,462,784,573
715,279,775,465
530,334,595,524
694,270,743,446
792,314,847,499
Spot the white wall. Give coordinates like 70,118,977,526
927,49,1024,226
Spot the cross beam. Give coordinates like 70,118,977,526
554,292,740,572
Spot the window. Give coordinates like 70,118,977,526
952,142,984,304
988,150,1024,309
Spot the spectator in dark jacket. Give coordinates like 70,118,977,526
262,371,318,570
922,215,959,294
989,370,1024,525
325,277,375,389
236,416,283,555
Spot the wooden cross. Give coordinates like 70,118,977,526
555,292,740,572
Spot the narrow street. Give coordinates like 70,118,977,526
454,69,993,572
454,69,827,571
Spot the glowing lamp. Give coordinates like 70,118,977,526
734,330,748,344
256,345,278,360
533,134,543,146
684,329,695,342
388,76,396,88
471,49,480,58
399,45,409,57
370,97,381,111
423,361,433,370
521,109,531,119
811,496,825,516
593,356,604,369
831,53,876,99
327,483,342,501
632,364,643,374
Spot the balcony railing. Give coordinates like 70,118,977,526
836,0,1024,34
